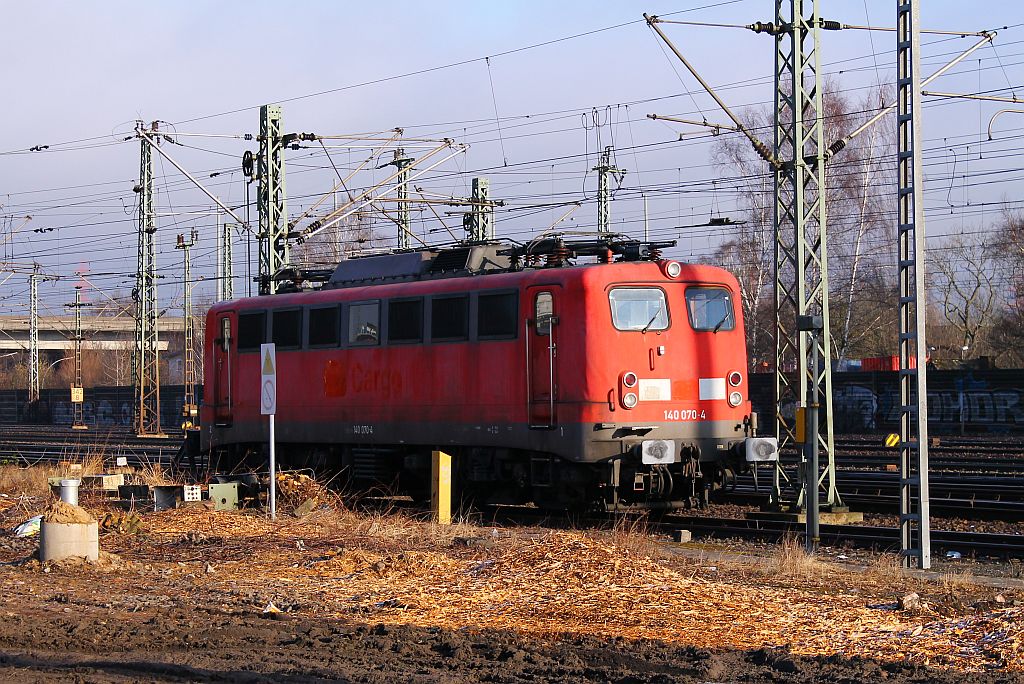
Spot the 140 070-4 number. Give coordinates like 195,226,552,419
663,409,706,421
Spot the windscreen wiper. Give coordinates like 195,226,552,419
712,311,731,334
640,306,663,334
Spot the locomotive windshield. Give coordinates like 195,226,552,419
608,288,669,332
685,287,735,332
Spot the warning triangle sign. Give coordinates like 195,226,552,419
262,349,275,375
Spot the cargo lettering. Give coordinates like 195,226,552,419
350,363,403,398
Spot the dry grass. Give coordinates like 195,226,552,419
604,514,669,560
864,553,908,585
137,461,176,487
304,506,485,550
941,568,979,592
764,535,829,580
55,452,105,479
0,465,52,497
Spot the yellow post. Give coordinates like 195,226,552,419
431,450,452,525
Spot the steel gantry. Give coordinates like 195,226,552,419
176,229,199,430
768,0,840,509
257,105,289,294
464,177,495,242
133,121,165,438
388,148,414,249
217,217,235,302
648,5,841,509
896,0,931,569
65,285,91,430
594,146,626,234
28,268,41,403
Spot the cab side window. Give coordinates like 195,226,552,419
388,299,424,343
271,309,302,349
431,295,468,341
477,291,518,339
348,302,380,346
308,306,340,347
535,292,553,336
237,311,266,352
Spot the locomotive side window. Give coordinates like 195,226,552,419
477,291,518,339
348,302,380,346
608,288,669,332
686,287,735,332
535,292,554,336
219,317,231,352
388,298,423,343
431,295,468,341
237,311,266,352
272,309,303,349
308,305,340,347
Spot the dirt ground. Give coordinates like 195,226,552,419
0,478,1020,682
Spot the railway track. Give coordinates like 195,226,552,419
1,424,1023,520
731,470,1024,518
659,515,1024,559
0,425,182,468
1,426,1020,560
832,438,1024,475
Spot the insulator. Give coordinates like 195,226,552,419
649,247,662,261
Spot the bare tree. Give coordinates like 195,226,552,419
711,109,774,369
929,233,1001,358
710,81,896,366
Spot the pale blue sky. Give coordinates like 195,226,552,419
2,1,1022,312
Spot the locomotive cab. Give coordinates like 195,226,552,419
552,258,772,510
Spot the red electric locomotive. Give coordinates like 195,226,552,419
198,237,777,510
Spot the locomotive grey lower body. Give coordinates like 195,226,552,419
199,416,776,511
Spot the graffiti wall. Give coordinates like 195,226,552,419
751,370,1024,434
0,385,201,430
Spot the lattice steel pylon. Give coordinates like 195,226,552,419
388,148,414,249
176,229,199,430
133,121,164,437
66,285,91,430
770,0,841,509
216,216,235,302
594,146,625,234
257,105,289,295
28,268,40,403
465,178,494,241
896,0,931,569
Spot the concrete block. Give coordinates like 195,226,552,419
672,529,692,543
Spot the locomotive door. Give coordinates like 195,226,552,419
213,313,234,425
527,287,559,428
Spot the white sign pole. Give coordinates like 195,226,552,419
260,343,277,521
268,414,276,521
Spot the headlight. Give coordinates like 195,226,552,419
662,260,682,278
728,391,743,407
622,371,638,388
728,371,742,387
623,392,638,409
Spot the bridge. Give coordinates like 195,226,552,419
0,315,186,352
